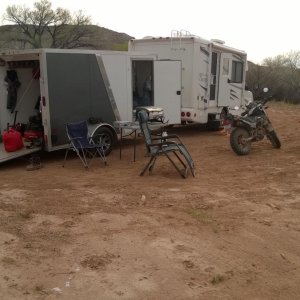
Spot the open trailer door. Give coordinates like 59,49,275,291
154,60,181,124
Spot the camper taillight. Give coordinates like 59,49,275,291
181,112,191,117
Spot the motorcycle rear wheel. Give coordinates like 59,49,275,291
267,130,281,149
230,127,251,155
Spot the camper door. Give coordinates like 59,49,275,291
218,53,244,108
153,61,181,124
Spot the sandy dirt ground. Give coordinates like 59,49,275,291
0,102,299,300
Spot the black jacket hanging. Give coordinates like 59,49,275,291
5,70,21,113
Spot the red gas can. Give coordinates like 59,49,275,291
2,128,24,152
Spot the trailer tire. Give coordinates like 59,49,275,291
92,127,115,156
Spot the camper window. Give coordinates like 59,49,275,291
231,61,243,83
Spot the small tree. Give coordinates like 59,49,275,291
247,51,300,104
3,0,96,49
263,52,300,103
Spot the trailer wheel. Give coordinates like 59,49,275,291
92,127,115,156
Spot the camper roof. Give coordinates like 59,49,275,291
130,36,247,56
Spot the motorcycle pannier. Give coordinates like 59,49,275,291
2,128,24,152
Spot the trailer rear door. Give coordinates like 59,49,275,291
154,61,181,124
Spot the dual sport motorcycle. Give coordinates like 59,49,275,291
224,88,281,155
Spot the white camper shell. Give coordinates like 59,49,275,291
0,49,181,163
129,34,253,125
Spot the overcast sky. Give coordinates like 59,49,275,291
0,0,299,64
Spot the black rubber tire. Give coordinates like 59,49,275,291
206,108,228,131
230,127,251,155
92,127,115,156
206,120,221,131
267,130,281,149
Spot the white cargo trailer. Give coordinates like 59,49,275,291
0,49,181,163
128,33,253,127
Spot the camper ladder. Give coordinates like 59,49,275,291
170,29,191,51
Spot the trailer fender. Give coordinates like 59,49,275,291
88,123,117,156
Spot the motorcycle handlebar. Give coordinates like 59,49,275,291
243,95,272,112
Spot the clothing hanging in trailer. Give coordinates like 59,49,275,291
4,70,21,113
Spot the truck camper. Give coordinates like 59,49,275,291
129,31,253,127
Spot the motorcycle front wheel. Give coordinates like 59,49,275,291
230,127,252,155
267,130,281,149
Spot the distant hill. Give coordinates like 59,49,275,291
0,24,133,51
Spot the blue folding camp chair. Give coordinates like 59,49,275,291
137,110,195,178
63,121,106,168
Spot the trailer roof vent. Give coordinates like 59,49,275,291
211,39,225,44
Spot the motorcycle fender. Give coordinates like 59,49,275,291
236,122,251,133
238,118,256,128
236,124,254,141
235,122,254,142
